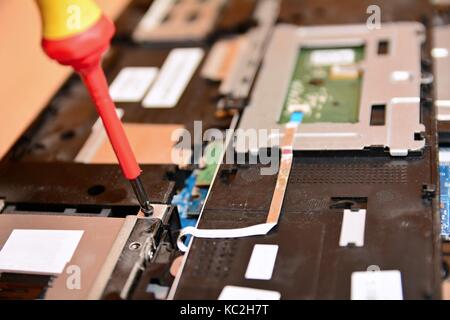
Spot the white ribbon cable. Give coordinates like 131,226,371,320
177,223,277,252
177,113,304,252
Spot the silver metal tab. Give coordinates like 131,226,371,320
219,0,280,103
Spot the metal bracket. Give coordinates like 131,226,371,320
238,23,426,156
219,0,280,108
133,0,226,43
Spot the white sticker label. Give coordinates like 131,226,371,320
245,244,278,280
310,49,355,66
351,270,403,300
219,286,281,300
136,0,176,31
339,209,366,247
143,48,204,108
109,67,158,103
440,150,450,163
0,229,84,275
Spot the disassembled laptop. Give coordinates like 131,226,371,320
0,0,449,300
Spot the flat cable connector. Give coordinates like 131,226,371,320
267,112,303,224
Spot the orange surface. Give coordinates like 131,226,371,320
90,123,185,165
0,0,131,160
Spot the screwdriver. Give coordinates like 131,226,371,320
35,0,153,216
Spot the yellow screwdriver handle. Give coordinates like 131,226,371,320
35,0,102,40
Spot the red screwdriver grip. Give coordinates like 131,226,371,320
80,65,142,180
40,15,142,181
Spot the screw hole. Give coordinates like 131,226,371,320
33,143,46,151
87,185,106,196
129,242,142,251
414,132,425,141
60,130,76,141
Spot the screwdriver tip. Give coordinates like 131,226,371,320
141,201,154,217
130,177,154,217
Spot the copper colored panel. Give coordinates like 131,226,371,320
89,123,184,165
434,25,450,120
0,215,124,300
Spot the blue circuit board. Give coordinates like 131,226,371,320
172,174,208,228
440,149,450,238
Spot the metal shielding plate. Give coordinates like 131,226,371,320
237,23,426,156
133,0,226,43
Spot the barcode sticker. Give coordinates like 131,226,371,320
143,48,204,108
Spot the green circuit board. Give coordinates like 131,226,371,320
196,141,223,187
279,46,365,124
